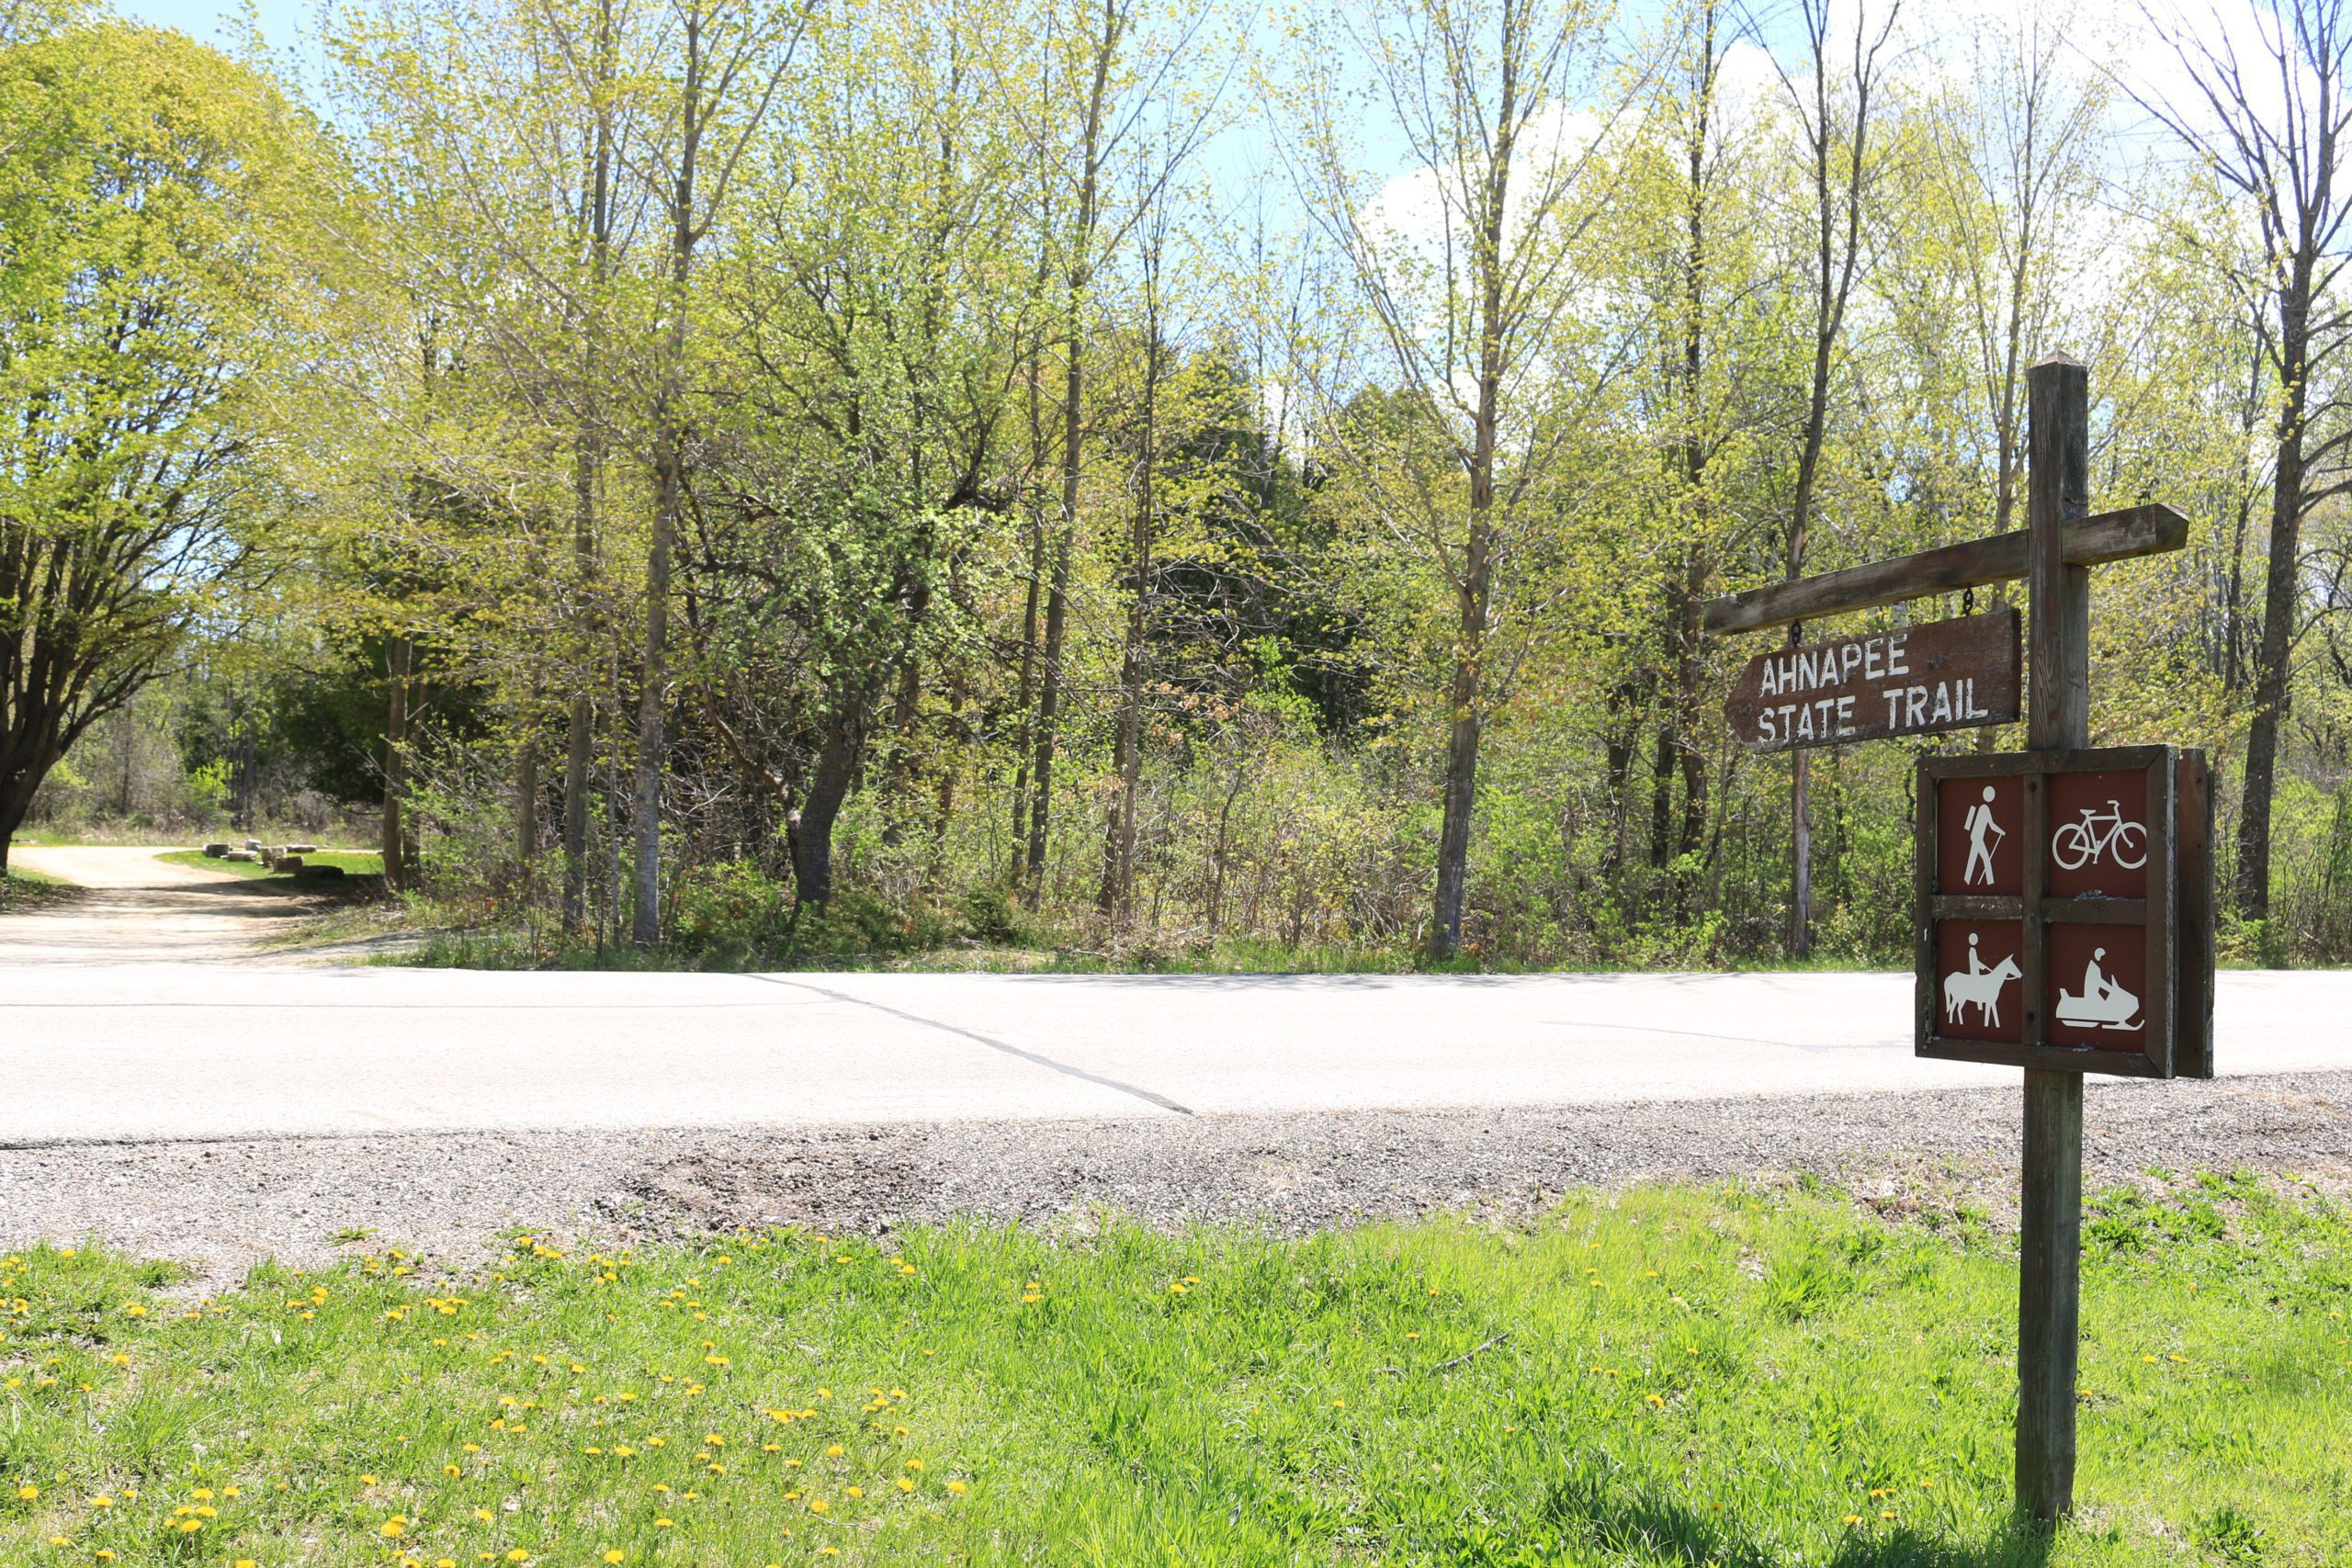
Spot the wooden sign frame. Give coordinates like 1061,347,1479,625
1916,746,2212,1078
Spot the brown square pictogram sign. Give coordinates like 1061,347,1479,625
1915,747,2212,1078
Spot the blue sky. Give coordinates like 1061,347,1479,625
112,0,290,48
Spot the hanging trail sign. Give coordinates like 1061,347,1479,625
1723,608,2019,751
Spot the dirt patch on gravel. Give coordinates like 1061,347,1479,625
3,1071,2345,1291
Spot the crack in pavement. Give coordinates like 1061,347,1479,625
739,973,1193,1116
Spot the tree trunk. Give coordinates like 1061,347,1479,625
563,686,594,930
1790,750,1813,954
1676,16,1718,929
1100,306,1160,924
635,439,677,942
1673,549,1707,873
382,633,412,892
634,6,706,946
1008,502,1043,880
2236,314,2311,925
1427,0,1519,961
787,711,863,908
0,751,53,874
1025,521,1072,907
1782,0,1885,955
515,738,538,887
1600,679,1637,885
563,9,613,938
1023,0,1119,909
1648,727,1676,872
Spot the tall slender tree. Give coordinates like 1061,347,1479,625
2139,0,2352,928
627,0,808,942
1771,0,1896,955
1289,0,1634,958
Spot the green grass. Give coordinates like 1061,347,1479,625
396,924,1911,976
4,1176,2347,1565
157,848,385,881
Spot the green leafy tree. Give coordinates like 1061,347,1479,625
0,25,312,870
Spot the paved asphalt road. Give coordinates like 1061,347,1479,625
2,959,2346,1145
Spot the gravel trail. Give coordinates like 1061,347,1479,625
4,1070,2345,1289
2,845,324,964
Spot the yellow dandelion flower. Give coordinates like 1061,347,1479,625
825,1444,844,1458
381,1517,408,1538
947,1480,967,1495
897,1477,915,1493
653,1517,673,1529
604,1554,625,1564
808,1499,830,1515
845,1486,864,1499
505,1551,529,1562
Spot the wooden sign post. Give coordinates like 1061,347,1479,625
2018,355,2091,1520
1702,354,2214,1523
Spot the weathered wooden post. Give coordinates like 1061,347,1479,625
2018,354,2089,1519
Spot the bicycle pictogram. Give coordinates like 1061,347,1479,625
2051,799,2145,872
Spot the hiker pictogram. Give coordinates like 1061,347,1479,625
1962,785,2007,886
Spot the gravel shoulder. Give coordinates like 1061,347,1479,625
5,1071,2345,1291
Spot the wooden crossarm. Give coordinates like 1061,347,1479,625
1702,503,2190,636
